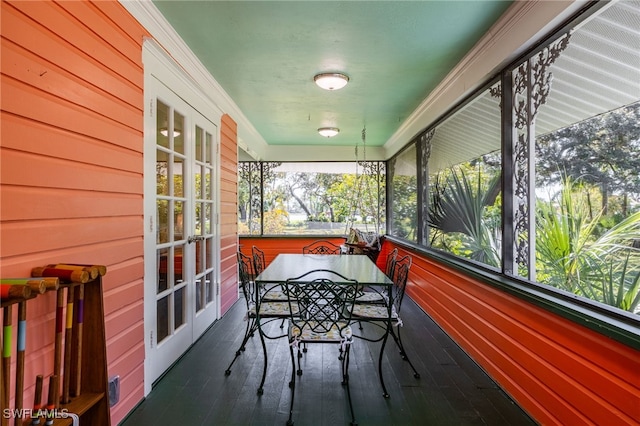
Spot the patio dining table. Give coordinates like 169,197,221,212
254,253,395,396
255,253,392,286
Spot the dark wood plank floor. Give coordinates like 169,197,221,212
120,296,536,426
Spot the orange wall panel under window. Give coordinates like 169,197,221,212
381,240,640,425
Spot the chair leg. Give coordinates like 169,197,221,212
224,316,256,375
343,346,358,426
287,342,297,426
296,347,303,376
393,327,420,379
378,323,391,398
256,319,268,395
294,342,305,376
340,346,347,385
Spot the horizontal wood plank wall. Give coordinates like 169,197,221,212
381,240,640,425
219,115,238,315
0,1,148,424
239,237,347,267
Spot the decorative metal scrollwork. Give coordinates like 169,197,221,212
239,161,281,235
489,84,501,100
357,160,387,234
420,129,435,245
510,32,570,278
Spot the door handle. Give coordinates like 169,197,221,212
188,235,205,244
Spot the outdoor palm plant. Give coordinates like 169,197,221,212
598,250,640,312
429,168,640,313
429,166,501,267
536,178,640,313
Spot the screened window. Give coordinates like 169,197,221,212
427,83,502,269
522,2,640,313
388,144,417,242
238,161,386,236
387,1,639,316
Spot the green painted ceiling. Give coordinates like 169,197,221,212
152,1,513,150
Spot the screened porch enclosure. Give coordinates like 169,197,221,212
235,2,640,424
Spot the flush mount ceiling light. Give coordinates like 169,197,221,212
318,127,340,138
313,73,349,90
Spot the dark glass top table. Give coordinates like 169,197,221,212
255,253,393,286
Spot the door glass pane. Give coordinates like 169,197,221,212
206,237,213,269
195,126,203,162
174,201,184,241
157,101,169,149
157,200,169,244
157,248,169,292
175,245,184,285
205,203,212,234
204,168,211,199
206,132,212,165
156,150,169,195
173,156,184,197
157,296,169,343
174,287,185,328
196,240,205,275
174,111,185,155
195,277,203,312
195,164,203,199
195,202,204,235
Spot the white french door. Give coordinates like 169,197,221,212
144,75,219,387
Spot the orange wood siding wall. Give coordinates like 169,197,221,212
219,115,239,314
1,1,148,423
381,240,640,425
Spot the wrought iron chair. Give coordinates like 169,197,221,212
225,252,298,396
252,245,287,301
284,269,360,426
251,245,266,277
302,240,342,255
224,252,258,375
252,245,289,331
354,247,397,304
384,247,399,277
351,254,420,397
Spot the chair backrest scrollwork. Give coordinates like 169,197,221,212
237,251,256,307
391,255,412,313
302,240,342,255
285,269,358,335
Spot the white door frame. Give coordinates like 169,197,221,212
142,39,222,395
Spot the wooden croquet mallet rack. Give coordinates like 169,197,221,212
1,265,110,426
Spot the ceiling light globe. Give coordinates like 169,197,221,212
314,73,349,91
318,127,340,138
